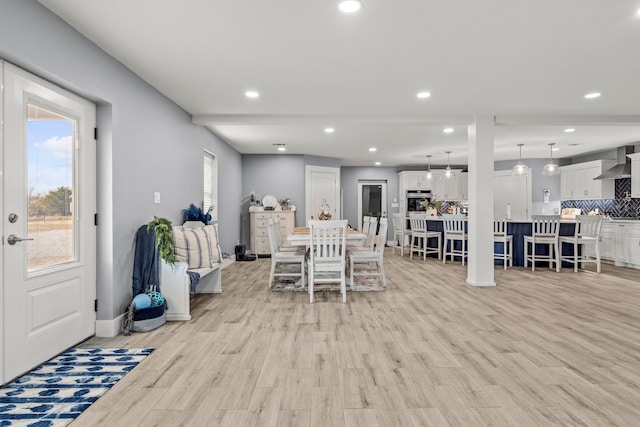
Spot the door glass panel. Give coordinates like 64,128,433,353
26,104,76,271
362,184,383,223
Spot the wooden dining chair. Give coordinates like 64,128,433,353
493,219,513,269
408,214,441,261
348,218,388,288
443,214,467,265
266,219,306,288
391,212,411,256
524,215,560,272
559,215,603,273
307,220,348,303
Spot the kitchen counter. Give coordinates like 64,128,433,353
404,216,640,267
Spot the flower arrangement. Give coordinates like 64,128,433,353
420,194,444,215
278,198,292,210
182,203,211,224
318,198,332,220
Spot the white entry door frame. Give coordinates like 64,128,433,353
305,165,341,225
1,62,96,384
357,180,388,231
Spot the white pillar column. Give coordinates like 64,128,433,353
466,115,496,287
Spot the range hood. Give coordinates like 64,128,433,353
593,146,635,180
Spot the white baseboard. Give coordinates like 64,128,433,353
221,255,236,269
95,314,125,337
465,279,496,287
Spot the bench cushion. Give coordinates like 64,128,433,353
172,225,221,268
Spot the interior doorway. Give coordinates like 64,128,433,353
357,180,387,231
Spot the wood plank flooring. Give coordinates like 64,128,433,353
75,250,640,426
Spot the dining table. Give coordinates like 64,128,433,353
286,226,367,246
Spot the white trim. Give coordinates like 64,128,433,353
466,279,496,287
95,314,125,338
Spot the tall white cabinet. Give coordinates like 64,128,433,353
628,153,640,198
250,210,295,256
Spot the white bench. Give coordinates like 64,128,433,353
160,222,222,321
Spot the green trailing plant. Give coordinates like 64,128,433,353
147,216,176,265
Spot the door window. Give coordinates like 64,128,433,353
27,104,76,271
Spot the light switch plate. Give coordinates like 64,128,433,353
154,192,160,204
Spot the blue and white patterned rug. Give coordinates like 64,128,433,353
0,348,153,427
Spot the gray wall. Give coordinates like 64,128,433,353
0,0,242,321
241,155,306,245
341,167,400,242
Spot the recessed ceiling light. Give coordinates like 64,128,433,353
416,91,431,99
324,127,335,134
338,0,362,13
369,147,377,152
374,161,381,166
245,90,259,99
443,127,454,134
564,128,576,133
584,92,601,99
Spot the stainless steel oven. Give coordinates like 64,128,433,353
406,190,431,212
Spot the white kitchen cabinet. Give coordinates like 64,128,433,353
628,153,640,198
431,170,464,201
615,223,640,268
585,221,617,260
560,160,616,200
250,210,295,256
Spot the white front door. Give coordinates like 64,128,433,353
2,62,96,384
305,165,341,224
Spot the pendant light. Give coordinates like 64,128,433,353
442,151,455,179
542,142,560,176
511,143,528,175
424,155,434,181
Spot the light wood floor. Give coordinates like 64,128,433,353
75,251,640,426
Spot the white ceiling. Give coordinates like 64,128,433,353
40,0,640,167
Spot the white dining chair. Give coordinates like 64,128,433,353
443,214,467,265
524,215,560,272
307,220,348,303
494,219,513,270
391,213,412,256
559,215,603,273
408,214,441,261
266,219,306,288
350,216,378,251
348,218,388,288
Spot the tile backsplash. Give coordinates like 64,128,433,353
561,178,640,217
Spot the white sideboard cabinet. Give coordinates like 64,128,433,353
250,210,295,256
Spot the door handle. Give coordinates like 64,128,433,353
7,234,34,245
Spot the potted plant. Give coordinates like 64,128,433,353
278,197,292,210
147,217,176,265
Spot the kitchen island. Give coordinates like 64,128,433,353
415,216,640,268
